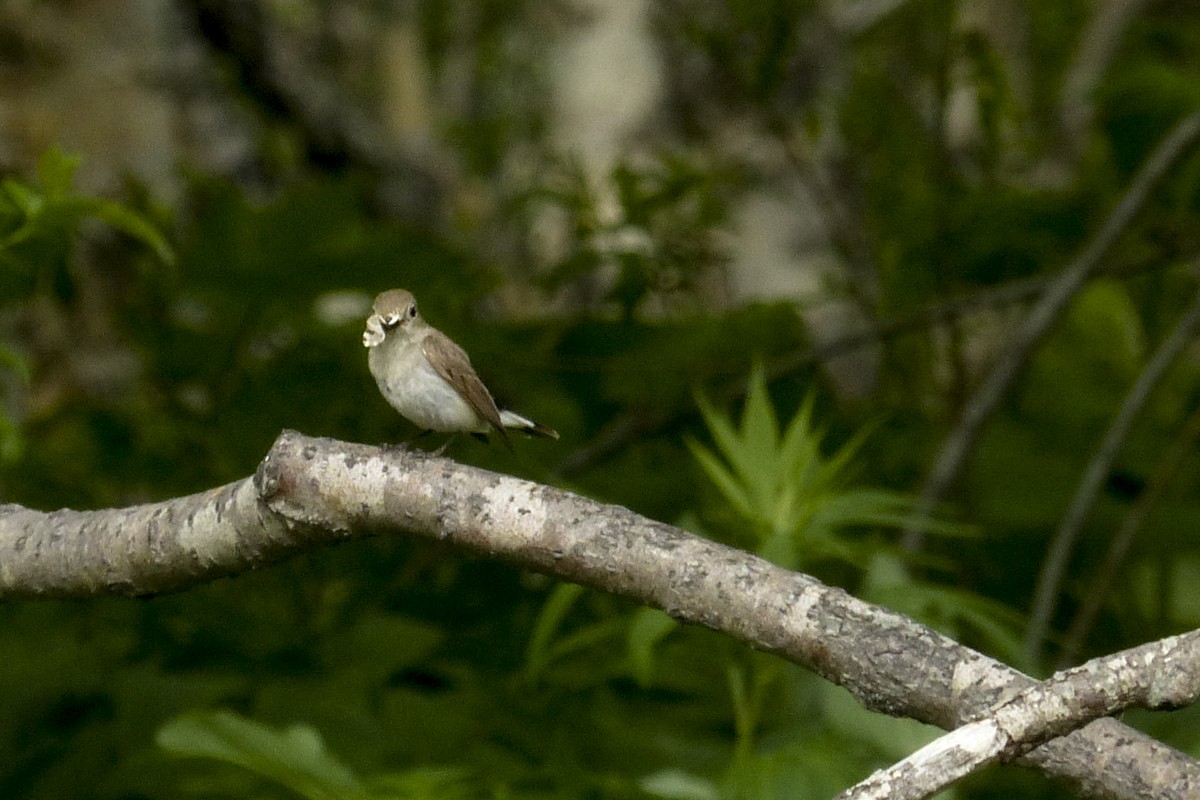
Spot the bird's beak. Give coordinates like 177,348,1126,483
362,314,387,348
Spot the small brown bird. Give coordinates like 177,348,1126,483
363,289,558,446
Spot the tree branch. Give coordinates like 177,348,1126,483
902,110,1200,551
556,260,1170,479
1026,282,1200,664
1058,0,1152,153
839,629,1200,800
1,431,1197,798
1060,401,1200,667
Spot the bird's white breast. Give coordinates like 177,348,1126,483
368,332,483,432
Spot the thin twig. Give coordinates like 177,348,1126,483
1058,0,1153,151
556,262,1170,478
773,121,880,313
1058,400,1200,668
902,111,1200,552
1025,283,1200,666
838,629,1200,800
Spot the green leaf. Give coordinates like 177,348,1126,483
627,608,678,686
0,149,173,266
694,389,754,490
1,177,42,217
639,769,718,800
686,438,756,520
83,196,176,265
36,146,82,197
0,344,30,383
157,710,365,800
0,346,28,464
0,413,22,464
366,767,477,800
809,489,916,531
778,393,822,486
523,582,585,683
740,362,780,489
1067,279,1146,374
0,179,44,252
725,663,752,743
535,617,628,681
691,369,963,573
819,421,876,486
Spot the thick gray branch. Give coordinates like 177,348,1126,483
0,478,278,597
840,629,1200,800
0,431,1196,799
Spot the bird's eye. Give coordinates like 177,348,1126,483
408,305,417,318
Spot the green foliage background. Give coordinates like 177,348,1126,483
3,2,1200,799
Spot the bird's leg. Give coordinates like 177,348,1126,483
432,434,458,456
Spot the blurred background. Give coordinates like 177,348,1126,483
2,1,1200,798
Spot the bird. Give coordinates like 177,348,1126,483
363,288,558,448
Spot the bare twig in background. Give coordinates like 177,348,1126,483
773,121,880,314
839,629,1200,800
1025,284,1200,665
902,111,1200,552
830,0,915,33
1059,402,1200,667
1058,0,1153,150
556,261,1169,479
0,430,1197,798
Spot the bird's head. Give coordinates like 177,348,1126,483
363,288,420,348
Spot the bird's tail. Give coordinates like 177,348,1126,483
499,409,559,439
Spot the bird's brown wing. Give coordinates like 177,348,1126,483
422,329,509,441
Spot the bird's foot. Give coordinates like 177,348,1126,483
431,435,457,457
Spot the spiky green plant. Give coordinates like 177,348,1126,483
688,364,960,571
